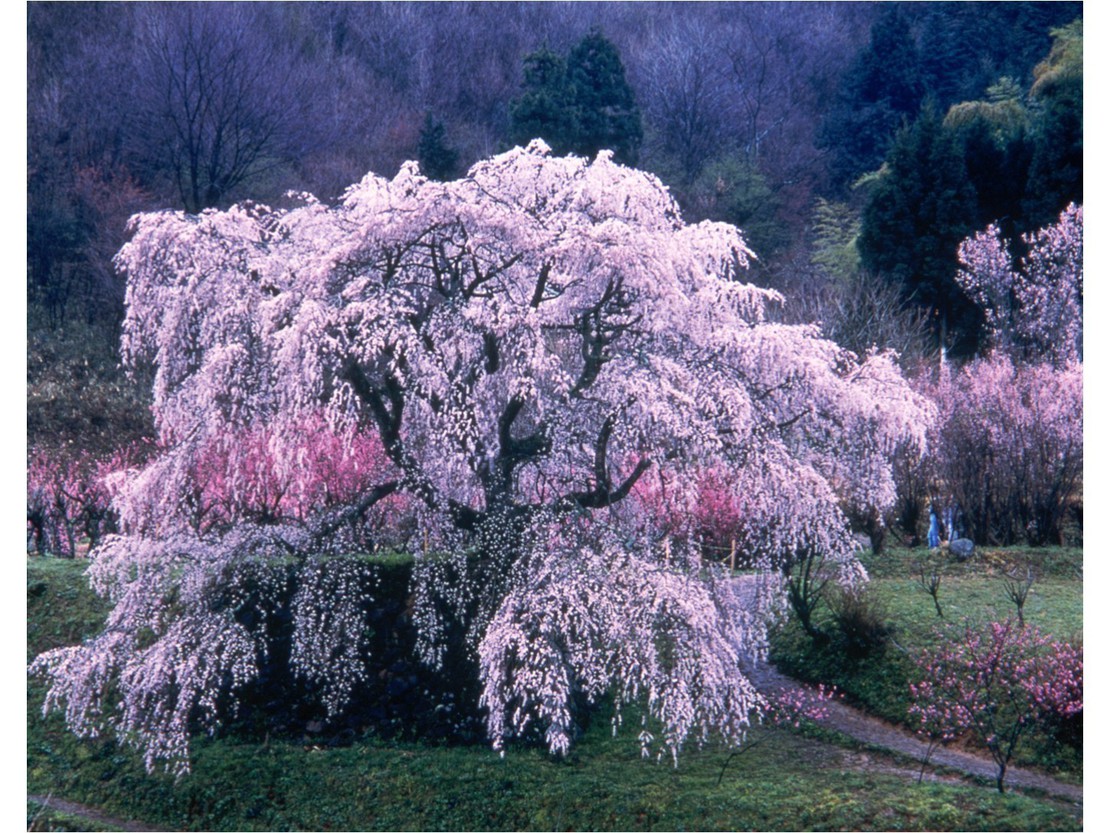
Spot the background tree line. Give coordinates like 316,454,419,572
28,1,1081,455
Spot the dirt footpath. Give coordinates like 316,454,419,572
28,793,163,831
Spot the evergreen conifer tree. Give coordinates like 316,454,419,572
565,30,642,165
858,102,981,356
509,47,576,155
1024,20,1082,230
818,6,923,191
510,32,642,166
417,113,460,181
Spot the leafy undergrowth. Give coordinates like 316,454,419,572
26,801,126,833
29,556,1081,831
769,546,1083,781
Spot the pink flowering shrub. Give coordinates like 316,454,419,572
762,683,838,728
182,413,413,548
909,619,1082,792
910,356,1082,546
32,144,932,774
27,441,152,557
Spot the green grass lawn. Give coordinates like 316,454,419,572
28,554,1083,831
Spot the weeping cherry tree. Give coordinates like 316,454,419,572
32,141,933,773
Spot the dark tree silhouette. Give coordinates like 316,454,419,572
858,102,981,357
134,4,311,213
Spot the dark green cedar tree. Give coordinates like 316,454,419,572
510,31,642,166
858,101,982,357
1023,19,1082,230
564,30,642,165
818,6,923,192
417,113,460,181
509,46,577,155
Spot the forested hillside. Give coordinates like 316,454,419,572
29,3,1080,394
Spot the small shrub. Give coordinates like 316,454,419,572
909,619,1082,792
1001,565,1037,627
828,585,893,659
914,555,945,617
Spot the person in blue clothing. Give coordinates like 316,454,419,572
927,504,940,548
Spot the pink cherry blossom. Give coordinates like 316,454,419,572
956,204,1082,367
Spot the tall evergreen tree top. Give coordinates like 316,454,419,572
417,113,459,182
856,6,922,113
510,31,642,166
566,30,642,165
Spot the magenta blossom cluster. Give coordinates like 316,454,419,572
27,441,152,557
762,683,839,729
181,412,414,546
909,619,1082,791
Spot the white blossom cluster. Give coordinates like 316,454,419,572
479,515,765,763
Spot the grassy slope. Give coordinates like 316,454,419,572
28,555,1081,832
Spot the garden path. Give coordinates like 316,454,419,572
28,793,161,832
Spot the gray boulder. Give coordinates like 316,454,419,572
949,538,975,561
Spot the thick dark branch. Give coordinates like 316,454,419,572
465,251,523,299
341,359,401,449
530,262,553,308
340,357,482,532
498,397,550,463
498,395,527,456
308,480,400,550
566,457,653,510
486,394,550,508
483,332,500,374
568,278,642,397
593,413,617,493
557,404,650,509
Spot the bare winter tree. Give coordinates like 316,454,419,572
719,3,868,210
638,16,732,183
133,4,313,213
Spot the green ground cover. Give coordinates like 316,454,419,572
28,554,1082,831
